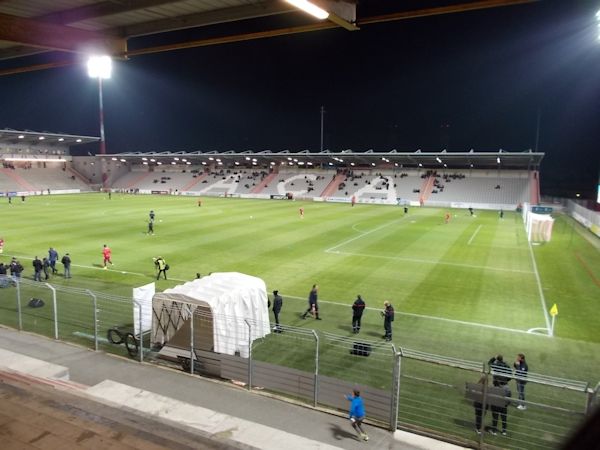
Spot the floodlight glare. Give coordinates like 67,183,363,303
285,0,329,19
87,56,112,79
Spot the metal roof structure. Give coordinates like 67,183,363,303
101,149,544,170
0,128,99,146
0,0,537,76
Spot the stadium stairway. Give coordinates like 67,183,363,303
68,166,92,185
0,167,37,192
418,175,435,205
0,327,465,450
182,173,207,192
124,171,153,190
250,171,278,194
320,174,346,198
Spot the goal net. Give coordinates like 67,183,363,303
522,203,554,243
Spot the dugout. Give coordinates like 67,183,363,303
151,272,270,364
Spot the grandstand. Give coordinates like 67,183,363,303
0,131,543,209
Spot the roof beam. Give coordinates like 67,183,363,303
0,13,126,56
38,0,178,25
358,0,538,25
120,1,295,38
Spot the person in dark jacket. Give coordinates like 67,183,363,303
489,384,512,436
61,253,72,278
9,258,23,281
32,256,43,281
382,301,394,341
488,355,512,387
513,353,529,410
472,374,488,435
272,290,283,332
42,257,50,280
301,284,321,320
351,295,366,334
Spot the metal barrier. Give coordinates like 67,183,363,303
0,275,597,449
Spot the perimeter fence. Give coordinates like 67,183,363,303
0,275,598,449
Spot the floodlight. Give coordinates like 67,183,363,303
436,157,442,163
38,136,45,140
58,138,64,142
497,157,501,164
87,56,112,79
76,139,82,142
18,135,24,139
285,0,329,19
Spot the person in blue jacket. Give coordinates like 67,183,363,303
345,389,369,441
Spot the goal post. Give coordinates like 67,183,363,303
523,203,555,243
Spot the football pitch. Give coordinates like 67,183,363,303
0,193,599,384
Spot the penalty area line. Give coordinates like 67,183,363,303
284,294,531,335
325,216,410,253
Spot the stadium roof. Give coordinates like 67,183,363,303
0,0,536,76
101,150,544,170
0,128,99,146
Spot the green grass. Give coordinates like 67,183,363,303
1,194,599,377
1,193,599,447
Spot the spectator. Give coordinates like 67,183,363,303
514,353,529,410
488,355,512,387
472,374,488,435
32,256,43,281
489,384,511,436
351,295,366,334
42,257,50,280
61,253,72,278
48,247,59,274
301,284,320,320
381,301,394,341
272,290,283,332
345,390,369,441
9,257,23,281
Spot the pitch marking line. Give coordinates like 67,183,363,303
325,216,410,253
526,241,552,335
4,254,188,282
328,250,534,275
284,295,533,335
467,225,482,245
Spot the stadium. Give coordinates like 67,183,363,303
1,128,599,448
0,1,599,450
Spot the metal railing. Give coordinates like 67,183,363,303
0,275,596,449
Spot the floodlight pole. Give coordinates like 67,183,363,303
98,77,106,155
97,77,108,190
320,106,325,152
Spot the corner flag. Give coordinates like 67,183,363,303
550,304,558,317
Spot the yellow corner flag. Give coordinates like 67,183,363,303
550,304,558,317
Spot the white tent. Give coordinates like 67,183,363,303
152,272,270,357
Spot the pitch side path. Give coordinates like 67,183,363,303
0,327,443,450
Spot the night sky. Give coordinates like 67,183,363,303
0,1,599,198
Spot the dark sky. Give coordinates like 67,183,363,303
1,0,599,197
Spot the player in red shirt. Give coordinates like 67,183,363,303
351,195,356,207
299,207,304,218
102,244,113,269
0,237,4,254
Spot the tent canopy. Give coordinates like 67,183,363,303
152,272,270,356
